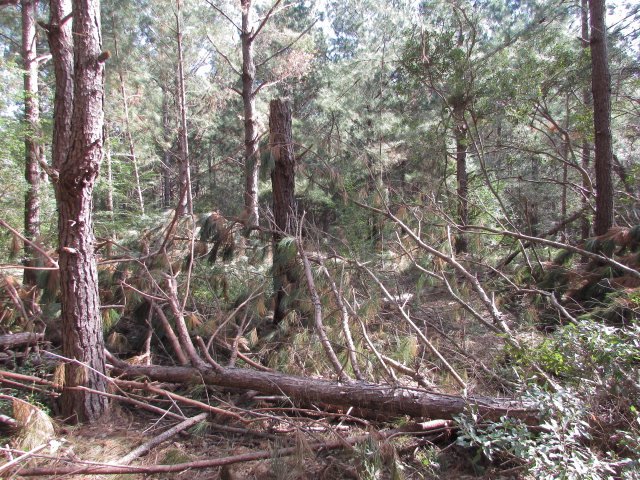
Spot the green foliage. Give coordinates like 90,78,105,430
542,320,640,380
455,389,622,479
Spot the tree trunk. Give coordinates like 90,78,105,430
110,362,537,423
21,0,40,286
453,108,468,254
589,0,614,236
47,0,73,171
241,0,260,228
581,0,591,240
112,18,145,215
269,99,297,324
162,94,173,209
48,0,108,423
175,0,193,216
104,127,114,218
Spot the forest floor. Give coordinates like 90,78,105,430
0,282,531,479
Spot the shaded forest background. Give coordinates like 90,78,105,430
0,0,640,477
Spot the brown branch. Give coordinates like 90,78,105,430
118,412,208,465
0,219,58,269
14,422,453,476
255,19,318,68
468,224,640,279
499,208,587,266
358,262,467,390
0,370,54,386
251,0,283,41
151,302,188,365
297,237,350,383
320,261,364,381
115,380,246,423
0,332,43,350
213,337,276,372
73,385,184,421
0,443,49,475
1,277,32,323
205,0,240,32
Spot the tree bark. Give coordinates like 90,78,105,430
269,99,297,323
581,0,591,240
175,0,193,216
241,0,260,228
21,0,40,286
0,332,43,350
161,93,173,208
589,0,614,236
48,0,108,423
453,104,468,254
110,363,537,423
112,17,145,215
104,127,114,218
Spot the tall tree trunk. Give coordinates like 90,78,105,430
48,0,108,423
453,104,468,254
581,0,592,239
270,99,297,324
162,94,173,209
589,0,614,236
241,0,260,228
112,18,145,215
21,0,40,286
175,0,192,216
454,126,468,253
560,102,570,243
104,127,114,219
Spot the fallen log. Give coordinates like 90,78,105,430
110,362,538,423
0,332,43,350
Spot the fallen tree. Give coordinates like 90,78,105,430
0,332,43,350
109,360,538,424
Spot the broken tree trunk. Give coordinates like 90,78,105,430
110,363,537,423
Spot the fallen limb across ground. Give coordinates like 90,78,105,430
13,421,453,477
109,362,537,423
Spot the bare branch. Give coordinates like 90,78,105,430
205,0,240,32
296,235,350,383
118,413,208,465
357,262,467,390
256,20,318,68
0,219,58,269
207,34,241,76
251,0,283,41
320,261,364,381
466,224,640,279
